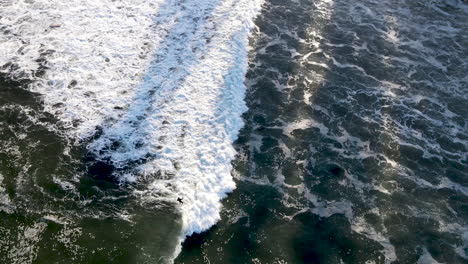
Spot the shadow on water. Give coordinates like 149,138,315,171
176,0,468,263
0,0,233,261
84,0,226,185
3,0,259,262
1,0,466,263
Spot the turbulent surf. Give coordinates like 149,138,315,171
1,0,467,263
0,0,263,262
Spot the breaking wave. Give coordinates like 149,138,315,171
0,0,264,253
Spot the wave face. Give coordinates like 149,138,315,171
0,0,263,250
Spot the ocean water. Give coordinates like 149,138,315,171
0,0,467,263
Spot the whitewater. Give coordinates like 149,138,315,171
0,0,264,257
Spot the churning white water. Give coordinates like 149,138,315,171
0,0,264,252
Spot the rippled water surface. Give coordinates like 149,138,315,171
178,0,468,263
1,0,467,263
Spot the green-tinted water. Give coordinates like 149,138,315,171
1,0,467,263
178,0,468,263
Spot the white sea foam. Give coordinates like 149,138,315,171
0,0,264,255
0,173,13,213
6,222,47,264
351,217,397,263
284,118,329,136
417,248,442,264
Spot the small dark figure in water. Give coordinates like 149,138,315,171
177,197,183,204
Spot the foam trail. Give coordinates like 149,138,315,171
0,0,162,138
87,0,265,244
0,0,264,258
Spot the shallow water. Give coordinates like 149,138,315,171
1,0,467,263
